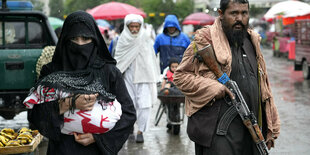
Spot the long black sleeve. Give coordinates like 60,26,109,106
28,100,63,141
93,64,136,155
28,62,64,141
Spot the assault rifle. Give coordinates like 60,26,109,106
194,44,269,155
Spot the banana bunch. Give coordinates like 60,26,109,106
0,127,38,147
0,135,9,146
6,140,22,147
0,128,18,147
15,132,33,145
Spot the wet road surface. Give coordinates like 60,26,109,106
1,47,310,155
265,49,310,155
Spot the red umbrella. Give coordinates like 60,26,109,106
182,12,215,25
98,25,108,34
87,2,147,20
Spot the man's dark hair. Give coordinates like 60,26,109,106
119,23,124,34
55,27,62,39
220,0,249,13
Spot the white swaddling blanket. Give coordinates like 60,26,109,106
23,85,122,135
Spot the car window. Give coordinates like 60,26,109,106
0,22,24,45
29,22,44,44
0,21,45,46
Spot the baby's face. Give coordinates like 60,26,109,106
170,63,179,73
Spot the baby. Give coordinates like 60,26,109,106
23,85,122,135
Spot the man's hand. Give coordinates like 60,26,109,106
74,133,95,146
266,140,273,150
75,93,98,111
215,85,234,100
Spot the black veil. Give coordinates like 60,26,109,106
50,10,116,72
37,11,117,102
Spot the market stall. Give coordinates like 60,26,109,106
264,0,310,58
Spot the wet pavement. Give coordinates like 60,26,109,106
1,47,310,155
264,49,310,155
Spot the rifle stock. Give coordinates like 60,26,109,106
196,44,223,78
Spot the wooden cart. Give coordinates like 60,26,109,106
155,94,185,135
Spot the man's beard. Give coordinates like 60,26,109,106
130,30,139,37
222,20,248,47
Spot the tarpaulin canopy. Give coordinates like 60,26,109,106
87,2,146,20
182,12,215,25
264,0,310,21
282,14,310,25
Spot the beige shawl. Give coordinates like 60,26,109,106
174,17,280,146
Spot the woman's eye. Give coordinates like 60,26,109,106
83,37,90,40
71,38,75,41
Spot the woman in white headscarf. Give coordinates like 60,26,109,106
114,14,158,143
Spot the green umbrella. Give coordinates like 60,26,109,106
48,17,64,30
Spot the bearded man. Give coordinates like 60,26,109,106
114,14,158,143
173,0,280,154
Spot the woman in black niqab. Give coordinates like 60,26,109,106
50,10,115,72
27,11,136,155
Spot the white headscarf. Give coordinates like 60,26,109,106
114,14,158,83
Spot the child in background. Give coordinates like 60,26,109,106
160,58,179,95
159,58,182,131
